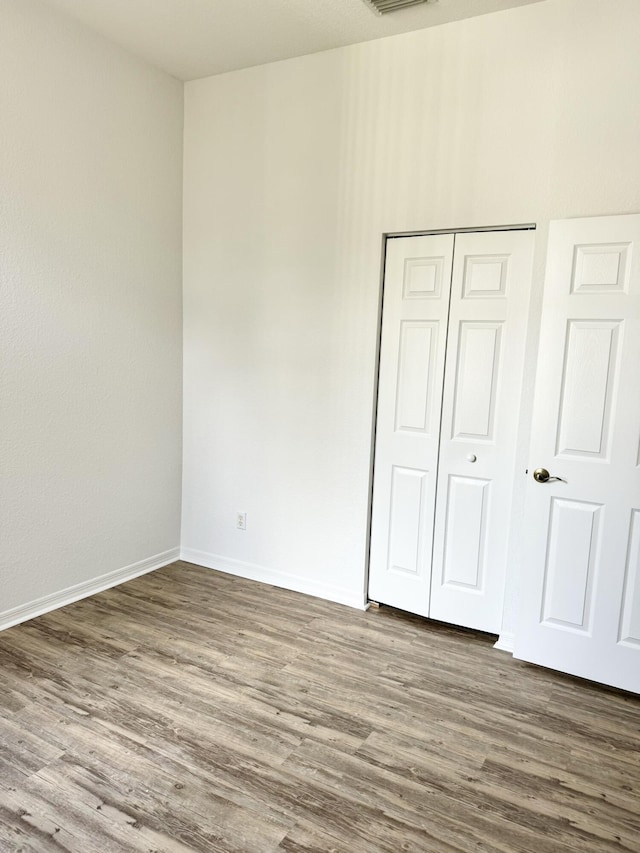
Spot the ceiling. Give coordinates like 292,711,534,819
39,0,544,81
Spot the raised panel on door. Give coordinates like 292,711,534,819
620,510,640,646
387,466,430,576
441,475,490,589
540,498,601,630
515,214,640,694
430,230,534,634
451,322,502,441
394,321,438,432
368,234,454,616
556,321,621,458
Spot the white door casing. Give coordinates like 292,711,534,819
514,214,640,694
429,231,534,633
369,229,534,632
368,234,455,617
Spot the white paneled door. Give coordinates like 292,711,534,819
430,231,533,632
515,215,640,694
369,229,534,632
369,235,455,617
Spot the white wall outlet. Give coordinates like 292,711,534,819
236,512,247,530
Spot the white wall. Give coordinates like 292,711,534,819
182,0,640,625
0,0,184,623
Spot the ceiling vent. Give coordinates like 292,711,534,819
362,0,436,14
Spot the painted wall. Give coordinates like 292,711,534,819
180,0,640,628
0,0,184,622
182,0,640,627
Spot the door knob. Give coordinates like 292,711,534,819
533,467,564,483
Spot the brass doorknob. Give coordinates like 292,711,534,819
533,468,550,483
533,467,564,483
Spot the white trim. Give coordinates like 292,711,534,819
0,548,180,632
180,548,368,611
494,632,515,654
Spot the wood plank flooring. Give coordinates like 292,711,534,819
0,561,638,852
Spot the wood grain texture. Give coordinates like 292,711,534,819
0,561,638,852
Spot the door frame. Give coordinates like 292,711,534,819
364,222,537,611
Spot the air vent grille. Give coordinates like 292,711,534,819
363,0,435,14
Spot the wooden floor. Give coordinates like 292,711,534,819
0,562,638,852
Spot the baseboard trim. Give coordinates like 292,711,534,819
0,548,180,633
494,632,515,654
180,548,368,611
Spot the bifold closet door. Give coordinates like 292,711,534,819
429,230,534,633
369,228,534,633
368,234,455,617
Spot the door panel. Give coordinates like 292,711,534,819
394,321,438,432
541,498,601,630
368,235,454,616
620,510,640,646
514,214,640,694
451,322,503,440
441,475,490,589
387,466,430,576
429,230,534,633
556,320,621,458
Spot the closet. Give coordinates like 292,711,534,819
368,228,534,634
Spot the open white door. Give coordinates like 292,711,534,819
515,214,640,694
368,235,454,616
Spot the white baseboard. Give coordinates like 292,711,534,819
494,631,515,654
0,548,180,632
180,548,368,611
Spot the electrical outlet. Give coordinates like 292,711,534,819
236,512,247,531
